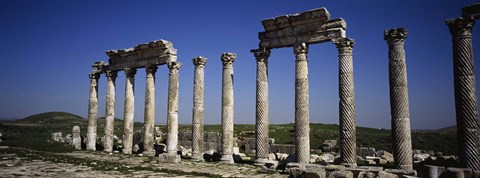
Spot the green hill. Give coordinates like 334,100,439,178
20,112,85,124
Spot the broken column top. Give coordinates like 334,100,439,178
258,7,347,49
105,39,177,71
462,3,480,20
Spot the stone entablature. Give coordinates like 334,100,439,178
258,8,346,48
105,40,177,71
462,3,480,19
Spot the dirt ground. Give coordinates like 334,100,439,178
0,147,286,178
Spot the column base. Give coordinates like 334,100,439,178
86,146,96,151
122,148,132,154
191,153,204,161
341,162,357,168
220,154,234,164
143,151,156,157
158,153,181,163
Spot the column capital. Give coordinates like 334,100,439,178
145,65,158,74
192,56,207,67
333,38,355,54
124,68,137,77
446,17,475,37
384,28,408,44
293,43,308,55
89,72,100,80
168,61,182,73
221,52,237,66
105,70,118,78
251,47,271,60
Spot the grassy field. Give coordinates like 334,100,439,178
0,111,458,155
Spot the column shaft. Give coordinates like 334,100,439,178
385,28,413,171
167,62,181,154
221,52,237,163
192,57,207,160
143,65,157,156
334,38,357,167
294,43,310,164
122,68,137,154
87,73,100,151
253,48,271,161
447,17,480,171
104,70,117,153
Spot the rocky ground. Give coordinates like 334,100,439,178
0,146,285,178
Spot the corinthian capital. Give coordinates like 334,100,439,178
384,28,408,44
168,61,182,73
293,43,308,55
145,65,158,74
221,52,237,66
105,70,118,79
192,56,207,67
251,47,271,61
124,68,137,77
333,38,355,54
446,17,475,37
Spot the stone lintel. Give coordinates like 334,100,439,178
259,18,346,41
105,39,177,71
462,3,480,20
259,27,345,49
90,61,107,75
261,8,330,31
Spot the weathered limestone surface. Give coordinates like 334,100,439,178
252,47,271,162
384,28,413,171
163,61,182,163
143,65,158,156
446,17,480,171
294,43,310,164
86,72,100,151
122,68,137,154
103,70,117,153
191,56,207,161
258,8,346,48
333,38,357,167
105,40,177,71
72,126,81,150
220,52,237,164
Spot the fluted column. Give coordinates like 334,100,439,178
104,70,117,153
220,52,237,164
192,57,207,161
87,72,100,151
122,68,137,154
143,65,158,156
167,62,182,155
384,28,413,171
294,43,310,164
333,38,357,167
446,17,480,171
252,48,271,162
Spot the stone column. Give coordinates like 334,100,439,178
143,65,158,156
167,62,182,156
87,72,100,151
333,38,357,167
446,17,480,171
104,70,117,153
72,125,81,150
191,57,207,161
220,52,237,164
384,28,413,171
122,68,137,154
252,48,271,162
294,43,310,164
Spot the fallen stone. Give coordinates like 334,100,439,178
413,153,430,163
264,160,279,170
385,168,417,177
158,153,181,163
319,153,335,164
328,170,353,178
357,171,376,178
51,132,63,142
305,164,326,178
268,153,276,161
378,171,398,178
378,151,394,163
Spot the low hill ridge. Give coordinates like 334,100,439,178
20,112,85,124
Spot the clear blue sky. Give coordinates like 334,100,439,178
0,0,478,129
